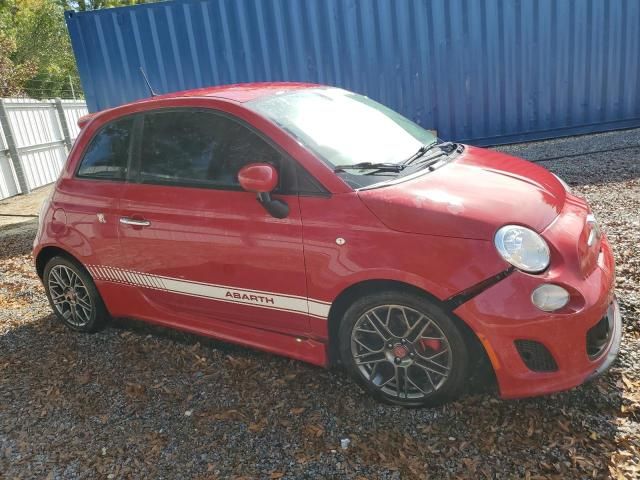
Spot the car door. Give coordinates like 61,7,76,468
112,108,311,335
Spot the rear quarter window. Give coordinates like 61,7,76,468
76,117,134,180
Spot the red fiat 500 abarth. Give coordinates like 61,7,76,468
34,83,621,406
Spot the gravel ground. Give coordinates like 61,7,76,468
1,129,639,479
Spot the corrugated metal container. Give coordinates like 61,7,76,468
66,0,640,145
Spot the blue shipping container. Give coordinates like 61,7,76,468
66,0,640,145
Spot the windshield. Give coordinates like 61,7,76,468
247,88,437,171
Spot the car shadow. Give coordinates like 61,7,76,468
0,308,627,478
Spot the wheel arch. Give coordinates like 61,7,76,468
36,246,86,279
325,279,497,391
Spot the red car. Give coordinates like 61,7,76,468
33,83,621,406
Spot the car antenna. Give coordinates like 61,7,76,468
139,67,158,97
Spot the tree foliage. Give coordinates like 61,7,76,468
0,31,38,97
0,0,156,99
61,0,151,11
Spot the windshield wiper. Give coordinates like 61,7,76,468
435,141,458,153
333,162,406,173
333,142,460,175
402,141,438,165
411,151,446,167
403,141,458,166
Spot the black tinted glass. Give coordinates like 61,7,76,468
140,111,282,189
77,117,133,180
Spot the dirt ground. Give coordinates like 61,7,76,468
0,129,639,479
0,185,52,227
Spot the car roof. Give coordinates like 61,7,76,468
163,82,318,102
77,82,318,129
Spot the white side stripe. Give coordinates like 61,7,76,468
147,274,159,289
156,276,168,290
87,264,331,319
140,274,151,288
161,278,309,314
308,301,331,319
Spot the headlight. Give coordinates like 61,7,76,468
494,225,550,273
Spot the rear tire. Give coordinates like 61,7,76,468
338,291,468,407
43,256,108,332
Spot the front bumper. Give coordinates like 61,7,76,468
585,298,622,382
454,236,621,399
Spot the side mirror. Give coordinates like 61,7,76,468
238,163,289,219
238,162,278,193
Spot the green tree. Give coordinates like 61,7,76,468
0,32,38,97
61,0,152,11
0,0,158,98
0,0,78,98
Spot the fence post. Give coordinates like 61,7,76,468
0,99,30,195
54,98,73,151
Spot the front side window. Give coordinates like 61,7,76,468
77,117,133,180
139,110,282,189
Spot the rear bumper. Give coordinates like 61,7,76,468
454,237,620,399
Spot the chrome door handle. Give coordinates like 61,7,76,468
119,217,151,227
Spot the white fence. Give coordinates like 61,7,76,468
0,98,88,200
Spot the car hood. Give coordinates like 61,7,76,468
357,146,566,240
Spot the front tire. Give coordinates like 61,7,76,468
43,256,108,332
338,291,469,407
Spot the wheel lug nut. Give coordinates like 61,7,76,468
394,357,401,365
409,352,415,358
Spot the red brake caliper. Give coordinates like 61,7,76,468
420,338,442,352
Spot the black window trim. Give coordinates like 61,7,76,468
296,163,330,198
73,112,140,183
128,114,144,184
129,106,330,197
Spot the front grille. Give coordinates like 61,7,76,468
514,340,558,372
586,313,612,360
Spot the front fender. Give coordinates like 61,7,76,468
301,196,510,342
